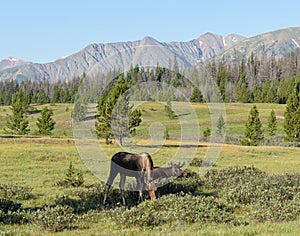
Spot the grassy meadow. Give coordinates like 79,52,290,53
0,102,299,235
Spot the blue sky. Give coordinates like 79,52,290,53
1,0,300,63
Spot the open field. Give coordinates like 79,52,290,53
0,137,299,235
0,102,299,235
0,102,287,141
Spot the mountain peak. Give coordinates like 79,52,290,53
0,56,29,70
140,36,159,45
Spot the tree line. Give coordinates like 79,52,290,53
1,49,300,105
0,76,82,106
191,48,300,103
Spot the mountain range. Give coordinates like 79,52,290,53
0,26,300,82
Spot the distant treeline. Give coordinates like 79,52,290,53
187,48,300,103
1,48,300,106
0,77,82,105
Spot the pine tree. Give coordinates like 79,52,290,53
6,89,30,135
236,73,250,103
217,114,225,136
252,85,263,103
266,85,278,103
267,109,277,136
284,86,300,142
72,99,88,121
241,105,264,146
96,74,142,144
165,99,176,119
129,109,142,136
36,107,56,135
190,86,203,103
111,94,132,145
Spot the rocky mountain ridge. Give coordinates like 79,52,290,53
1,26,300,82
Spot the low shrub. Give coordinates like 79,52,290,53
55,195,103,214
190,158,216,167
0,184,33,200
30,205,78,232
0,198,28,224
202,167,300,222
0,198,21,213
112,194,246,227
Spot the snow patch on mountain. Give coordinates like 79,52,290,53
291,38,299,48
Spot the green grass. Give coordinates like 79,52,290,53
0,102,287,140
0,102,299,235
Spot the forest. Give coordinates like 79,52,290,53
0,49,300,106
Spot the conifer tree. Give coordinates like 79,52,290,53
36,107,56,135
190,86,204,103
165,99,176,119
96,74,142,144
236,73,250,103
252,85,263,103
6,89,30,135
72,99,88,121
267,109,277,136
241,105,264,146
217,114,225,136
129,109,142,136
284,86,300,142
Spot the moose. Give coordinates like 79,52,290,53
151,162,186,181
103,152,157,206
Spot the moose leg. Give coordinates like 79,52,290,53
103,167,118,205
103,184,111,205
119,174,126,206
136,174,144,203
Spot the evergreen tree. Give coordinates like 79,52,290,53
252,85,263,103
216,63,229,101
284,86,300,142
6,89,30,135
36,107,56,135
216,114,225,136
236,73,250,103
190,86,204,103
72,99,88,121
268,109,277,136
261,80,271,102
266,85,278,103
241,105,264,146
129,109,142,136
165,99,176,119
96,74,142,144
52,84,61,103
203,127,211,139
111,94,132,145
